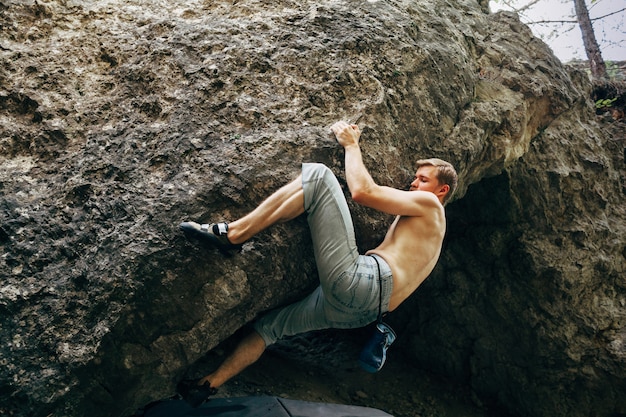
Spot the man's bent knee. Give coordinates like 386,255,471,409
303,162,332,178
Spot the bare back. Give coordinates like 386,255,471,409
367,204,446,311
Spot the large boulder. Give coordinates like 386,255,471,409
0,0,623,416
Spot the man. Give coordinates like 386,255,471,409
178,120,457,406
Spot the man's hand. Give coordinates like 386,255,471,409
331,121,361,149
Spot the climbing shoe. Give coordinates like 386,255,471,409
358,322,396,373
179,221,242,256
176,378,218,408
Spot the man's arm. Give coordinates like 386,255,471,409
330,121,440,217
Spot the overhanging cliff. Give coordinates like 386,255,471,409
0,1,624,416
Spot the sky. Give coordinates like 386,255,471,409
489,0,625,63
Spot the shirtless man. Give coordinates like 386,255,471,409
178,120,457,405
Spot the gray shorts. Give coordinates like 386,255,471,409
254,163,393,346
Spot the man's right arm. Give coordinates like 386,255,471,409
331,121,441,217
330,120,372,195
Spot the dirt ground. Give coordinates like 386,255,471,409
187,328,491,417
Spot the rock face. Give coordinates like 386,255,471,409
0,1,624,416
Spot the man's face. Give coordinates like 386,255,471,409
409,165,442,193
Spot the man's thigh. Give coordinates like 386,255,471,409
301,163,359,283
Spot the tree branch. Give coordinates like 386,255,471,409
514,0,542,13
527,19,577,25
591,7,626,21
526,7,625,25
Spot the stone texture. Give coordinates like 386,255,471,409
0,1,624,416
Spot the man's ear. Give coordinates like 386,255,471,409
438,184,450,196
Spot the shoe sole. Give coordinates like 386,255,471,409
179,222,241,257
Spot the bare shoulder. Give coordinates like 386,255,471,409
410,189,442,207
407,190,446,220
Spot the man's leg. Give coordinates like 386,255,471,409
226,175,304,244
198,330,266,388
182,164,357,396
183,176,305,392
180,175,305,253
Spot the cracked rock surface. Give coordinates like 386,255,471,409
1,1,624,416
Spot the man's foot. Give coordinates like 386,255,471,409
179,221,242,256
358,322,396,373
176,379,218,408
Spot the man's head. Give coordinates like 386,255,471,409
411,158,458,205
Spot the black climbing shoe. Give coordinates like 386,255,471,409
179,221,242,256
176,379,218,408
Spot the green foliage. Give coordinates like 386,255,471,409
595,97,618,109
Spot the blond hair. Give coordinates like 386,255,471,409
416,158,458,204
